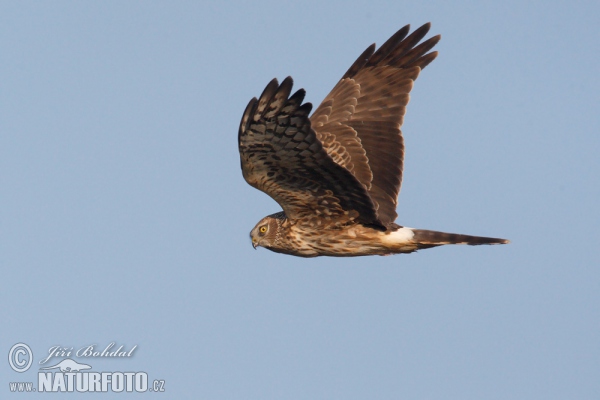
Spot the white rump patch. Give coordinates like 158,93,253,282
381,227,414,245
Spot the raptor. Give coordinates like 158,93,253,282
238,23,508,257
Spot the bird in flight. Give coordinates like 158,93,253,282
238,22,508,257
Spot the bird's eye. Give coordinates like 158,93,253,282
259,226,267,233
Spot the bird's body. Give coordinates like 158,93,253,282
249,212,413,257
239,23,508,257
249,212,506,258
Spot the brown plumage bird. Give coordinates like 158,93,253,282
238,23,508,257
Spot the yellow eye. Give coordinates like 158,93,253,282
259,226,267,233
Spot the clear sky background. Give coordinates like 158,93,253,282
2,1,599,398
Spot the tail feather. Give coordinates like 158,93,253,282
412,229,509,250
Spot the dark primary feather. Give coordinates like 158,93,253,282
239,77,383,229
311,23,440,226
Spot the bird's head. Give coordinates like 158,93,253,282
249,214,282,250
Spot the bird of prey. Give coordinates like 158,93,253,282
238,22,508,257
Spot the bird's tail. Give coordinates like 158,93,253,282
411,229,509,250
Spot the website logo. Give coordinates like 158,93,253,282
7,342,165,394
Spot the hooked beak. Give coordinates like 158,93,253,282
252,239,258,250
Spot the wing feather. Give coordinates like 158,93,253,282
239,24,440,229
239,77,384,229
311,23,441,226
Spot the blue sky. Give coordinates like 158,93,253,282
2,1,599,398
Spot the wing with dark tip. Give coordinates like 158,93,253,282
311,23,440,226
239,77,384,228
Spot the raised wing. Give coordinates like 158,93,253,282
239,77,384,229
311,23,440,225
